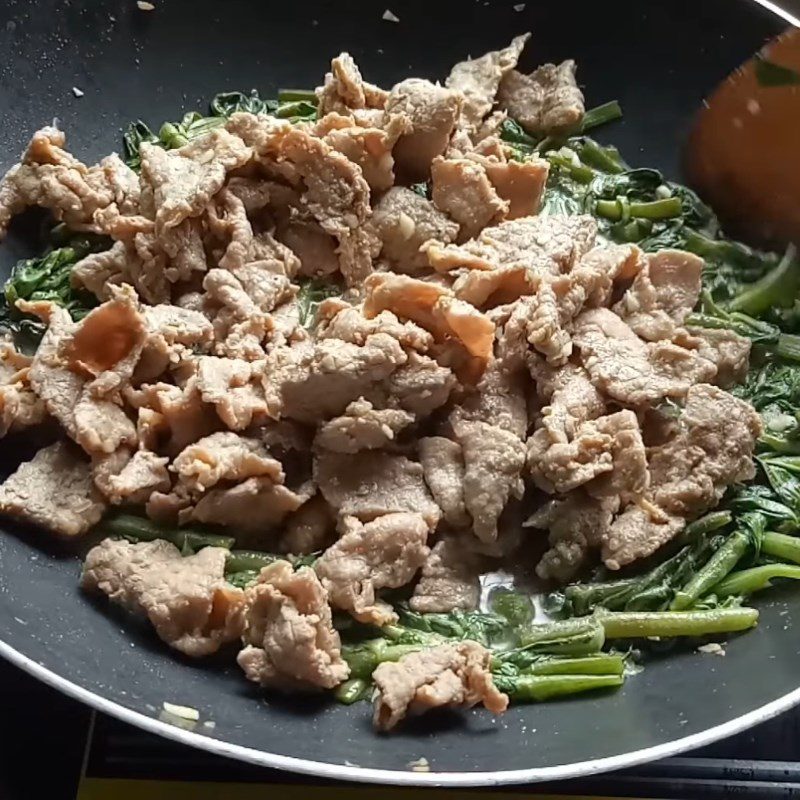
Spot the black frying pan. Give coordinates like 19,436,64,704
0,0,797,785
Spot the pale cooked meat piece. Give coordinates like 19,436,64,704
614,250,704,341
315,397,414,454
573,308,716,406
648,383,762,517
418,437,470,528
0,441,105,537
586,411,649,501
363,273,495,369
385,79,462,181
314,450,441,528
93,449,171,505
227,114,375,286
453,265,539,309
453,419,526,543
454,356,528,439
372,641,508,731
262,335,407,424
24,302,138,455
124,379,218,456
426,214,597,275
529,492,619,582
278,218,340,278
481,156,549,220
61,284,148,396
314,512,430,625
172,431,283,494
139,128,251,233
498,60,584,135
0,127,140,239
237,561,349,690
195,356,268,431
316,52,388,115
446,34,530,131
0,341,46,437
681,326,751,387
431,156,507,239
602,504,685,572
278,494,336,555
81,538,245,657
409,536,482,613
370,187,459,273
323,116,405,193
386,352,457,416
317,303,433,353
189,478,313,534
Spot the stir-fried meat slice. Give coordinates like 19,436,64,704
446,34,530,131
410,536,483,613
278,494,336,555
322,115,405,193
0,127,140,239
189,478,313,535
172,431,283,494
648,383,762,517
315,512,430,625
316,52,388,115
386,352,457,416
481,156,549,220
278,218,340,278
614,250,704,341
140,128,251,233
431,156,507,240
0,441,106,537
498,60,584,135
453,419,525,543
81,538,245,657
315,397,414,453
194,356,268,431
124,378,218,456
363,273,495,372
385,79,462,181
24,302,138,455
237,561,349,690
372,641,508,731
315,450,441,528
528,409,646,495
262,335,407,424
370,187,459,273
680,326,751,387
317,303,433,353
529,492,619,582
418,437,470,528
426,214,597,275
228,114,375,286
602,505,685,572
93,449,171,505
0,341,46,437
573,308,716,407
453,265,539,309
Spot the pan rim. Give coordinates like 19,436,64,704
3,636,800,787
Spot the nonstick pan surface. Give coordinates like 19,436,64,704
0,0,798,785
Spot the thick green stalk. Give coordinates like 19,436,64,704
341,640,425,680
334,678,370,705
596,607,759,638
496,673,623,702
101,513,235,552
728,244,800,316
595,197,683,221
225,550,283,573
671,529,750,610
581,100,623,133
518,617,606,655
523,653,625,677
762,531,800,564
713,564,800,597
564,578,639,616
278,88,318,103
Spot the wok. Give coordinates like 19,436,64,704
0,0,798,786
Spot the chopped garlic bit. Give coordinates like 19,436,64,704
203,720,216,729
137,1,155,10
697,642,726,657
382,8,400,22
72,87,84,98
513,3,526,10
162,701,200,720
408,756,430,772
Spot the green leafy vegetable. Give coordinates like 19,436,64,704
210,90,278,117
296,278,342,329
100,512,236,553
488,588,534,627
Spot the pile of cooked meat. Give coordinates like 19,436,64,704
0,34,761,730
